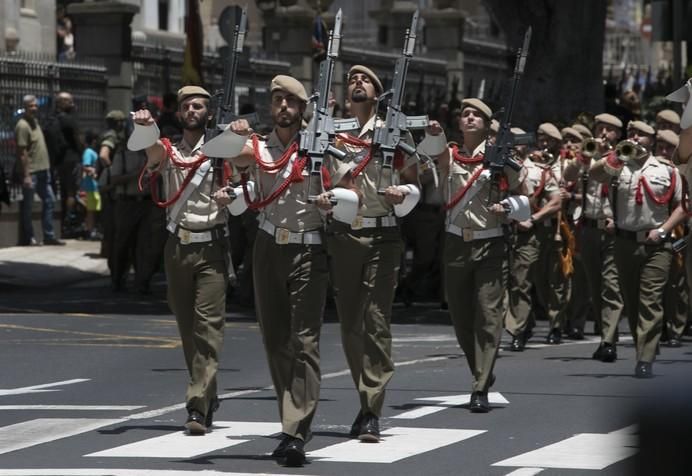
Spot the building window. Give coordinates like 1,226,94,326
159,0,169,31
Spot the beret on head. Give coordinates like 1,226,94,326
572,123,593,138
461,98,492,121
657,129,679,147
348,65,384,95
628,120,655,136
177,86,211,103
656,109,681,125
537,122,562,141
594,113,623,129
510,127,526,135
270,75,309,102
106,110,125,121
561,127,583,142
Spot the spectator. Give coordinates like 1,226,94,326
56,6,75,61
80,130,101,241
15,95,64,246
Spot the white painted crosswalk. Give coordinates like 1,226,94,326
0,418,121,456
308,427,485,463
86,421,281,458
391,392,509,419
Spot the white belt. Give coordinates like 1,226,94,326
446,224,504,242
172,226,228,245
351,215,398,230
259,220,322,245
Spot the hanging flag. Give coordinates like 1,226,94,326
312,13,328,62
182,0,204,85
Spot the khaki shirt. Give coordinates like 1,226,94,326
610,155,682,231
251,131,324,232
521,158,559,210
15,118,50,173
332,115,416,218
162,135,226,230
563,158,612,220
445,140,522,230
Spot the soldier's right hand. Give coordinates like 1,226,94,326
229,119,253,136
213,186,234,206
132,109,155,126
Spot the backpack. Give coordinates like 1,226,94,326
42,113,68,167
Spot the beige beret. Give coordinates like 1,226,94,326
270,75,308,102
510,127,526,135
657,129,679,147
461,98,492,121
594,113,623,129
656,109,681,125
628,120,655,136
348,65,384,95
571,123,592,138
537,122,562,141
561,127,583,142
106,110,126,121
177,85,211,102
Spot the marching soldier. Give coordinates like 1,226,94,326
441,98,525,412
563,113,624,362
506,124,562,349
572,123,593,139
656,109,681,134
657,129,688,347
590,120,685,378
219,75,354,466
532,123,571,344
131,86,231,433
326,65,424,441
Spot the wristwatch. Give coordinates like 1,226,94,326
656,227,668,240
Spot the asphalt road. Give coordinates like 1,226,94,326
0,280,690,476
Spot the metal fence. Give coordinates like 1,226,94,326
0,52,108,200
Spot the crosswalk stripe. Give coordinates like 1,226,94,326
492,432,638,470
0,470,319,476
308,427,485,463
85,421,282,458
392,392,509,419
0,419,121,455
0,379,89,397
503,468,545,476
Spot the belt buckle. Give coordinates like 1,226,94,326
275,227,291,245
352,216,363,230
463,228,474,242
179,229,191,245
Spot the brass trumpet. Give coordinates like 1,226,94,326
615,139,648,162
581,138,599,158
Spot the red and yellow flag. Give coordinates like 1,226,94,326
182,0,204,85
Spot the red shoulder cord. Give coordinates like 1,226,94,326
451,144,484,165
251,134,298,172
336,133,406,177
443,166,485,211
635,167,677,206
138,138,210,209
241,149,308,211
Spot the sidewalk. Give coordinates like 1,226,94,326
0,239,109,288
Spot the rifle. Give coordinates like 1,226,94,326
483,26,532,177
205,7,254,193
299,8,359,202
371,9,430,194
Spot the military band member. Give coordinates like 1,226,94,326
506,124,562,350
441,98,525,412
656,109,681,134
326,65,423,441
590,120,685,378
572,123,593,139
131,86,231,433
657,129,688,347
563,113,624,362
219,75,352,466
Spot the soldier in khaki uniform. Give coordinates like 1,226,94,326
506,124,562,349
590,120,685,378
442,98,525,412
531,123,570,344
657,129,688,347
563,113,624,362
326,65,422,441
132,86,231,433
219,75,348,466
656,109,681,134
